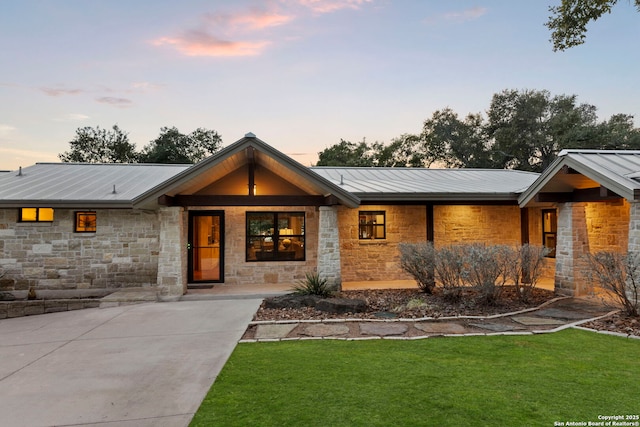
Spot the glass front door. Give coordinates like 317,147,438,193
188,211,224,284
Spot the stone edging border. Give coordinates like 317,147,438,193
239,297,639,343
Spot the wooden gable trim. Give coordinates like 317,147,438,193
534,187,623,203
159,194,338,207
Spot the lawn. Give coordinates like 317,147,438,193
190,329,640,427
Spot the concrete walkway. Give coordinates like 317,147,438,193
0,298,261,427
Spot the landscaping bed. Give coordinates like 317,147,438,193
254,286,557,321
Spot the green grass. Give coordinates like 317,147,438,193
190,329,640,427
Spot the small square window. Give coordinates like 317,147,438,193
19,207,54,222
75,211,97,232
359,211,385,240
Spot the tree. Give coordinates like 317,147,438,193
59,125,138,163
316,139,376,166
421,108,493,168
546,0,640,51
139,127,222,164
372,134,424,167
486,89,598,172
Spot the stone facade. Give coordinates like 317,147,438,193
554,203,590,295
157,207,186,299
0,208,160,296
338,205,427,282
317,206,341,290
585,199,630,253
206,206,319,286
433,205,522,246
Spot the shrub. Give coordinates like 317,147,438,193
512,244,549,303
291,272,332,298
463,243,507,305
434,245,466,301
585,251,639,317
398,242,436,294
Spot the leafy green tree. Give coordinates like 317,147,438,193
59,125,138,163
372,134,424,167
546,0,640,51
139,127,222,164
421,108,493,168
316,139,376,166
486,89,598,172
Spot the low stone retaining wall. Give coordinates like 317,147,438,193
0,299,101,319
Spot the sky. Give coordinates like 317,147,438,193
1,0,639,171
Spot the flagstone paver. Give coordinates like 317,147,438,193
360,322,408,336
302,323,350,337
469,322,521,332
534,308,592,320
512,316,566,326
414,322,467,334
255,323,298,339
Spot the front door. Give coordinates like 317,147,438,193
188,211,224,285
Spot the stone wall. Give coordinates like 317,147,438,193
338,205,427,282
0,208,160,296
203,206,319,285
585,199,629,253
433,205,522,247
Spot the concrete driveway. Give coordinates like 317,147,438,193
0,299,262,427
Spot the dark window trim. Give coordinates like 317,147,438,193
246,211,306,262
542,208,557,258
358,210,386,240
74,211,97,233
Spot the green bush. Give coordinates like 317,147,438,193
291,272,332,298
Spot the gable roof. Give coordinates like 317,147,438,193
518,149,640,207
311,167,539,202
132,134,361,208
0,163,190,208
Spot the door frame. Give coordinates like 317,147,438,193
187,210,225,285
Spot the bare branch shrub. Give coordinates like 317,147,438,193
463,243,505,305
585,251,639,317
398,242,436,294
434,245,466,301
513,244,549,303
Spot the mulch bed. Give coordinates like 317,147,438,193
254,287,557,321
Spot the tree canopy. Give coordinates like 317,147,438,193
546,0,640,51
59,125,138,163
59,125,222,164
316,88,640,173
138,127,222,164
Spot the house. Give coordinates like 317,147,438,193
1,134,638,300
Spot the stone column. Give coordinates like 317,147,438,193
626,201,640,305
317,206,342,291
157,206,186,301
554,202,590,295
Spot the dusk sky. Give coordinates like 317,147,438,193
1,1,639,171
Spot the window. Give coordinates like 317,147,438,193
19,208,54,222
75,211,97,232
542,209,557,258
247,212,305,261
359,211,385,240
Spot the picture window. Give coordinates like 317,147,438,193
246,212,305,261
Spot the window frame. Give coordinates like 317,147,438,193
19,207,54,222
358,210,386,240
246,211,305,262
75,211,97,233
542,209,557,258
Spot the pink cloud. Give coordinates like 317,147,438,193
295,0,373,13
153,30,269,57
206,9,294,30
